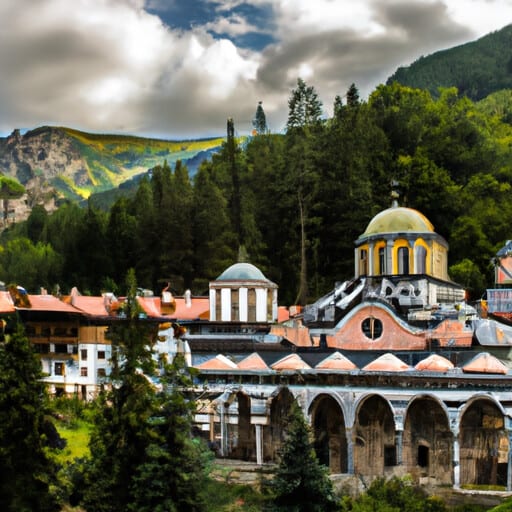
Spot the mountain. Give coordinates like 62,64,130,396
0,125,224,219
387,24,512,101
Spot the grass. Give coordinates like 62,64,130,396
54,419,92,464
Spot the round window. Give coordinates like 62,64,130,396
361,317,383,340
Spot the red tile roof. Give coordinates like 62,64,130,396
136,296,209,320
271,353,311,371
24,294,81,313
415,354,454,372
194,354,238,370
462,352,509,375
362,353,410,372
68,296,110,316
316,351,357,370
0,291,15,313
237,352,269,370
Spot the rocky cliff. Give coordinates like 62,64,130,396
0,126,224,223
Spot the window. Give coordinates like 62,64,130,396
398,247,409,275
384,445,397,466
34,343,49,354
54,362,64,376
415,245,427,274
97,368,106,378
359,249,368,276
417,445,429,468
378,247,386,275
361,317,383,340
97,350,105,360
54,343,68,354
81,348,88,361
80,367,88,377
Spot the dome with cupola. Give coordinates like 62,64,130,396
355,201,449,281
216,262,269,282
361,205,434,237
210,262,278,323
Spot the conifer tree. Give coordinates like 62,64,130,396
269,402,339,512
80,269,209,511
0,325,60,512
253,101,268,134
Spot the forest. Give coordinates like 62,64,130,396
1,79,512,306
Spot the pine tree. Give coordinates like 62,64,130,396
0,325,60,512
80,270,210,511
269,403,339,512
286,78,323,130
253,101,268,134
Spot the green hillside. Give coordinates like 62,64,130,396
60,127,225,194
387,24,512,101
0,125,226,205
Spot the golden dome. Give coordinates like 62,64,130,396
361,205,434,237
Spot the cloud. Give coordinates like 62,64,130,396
0,0,510,138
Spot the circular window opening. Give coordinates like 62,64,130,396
362,317,383,340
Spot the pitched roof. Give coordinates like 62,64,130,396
24,294,81,313
315,351,357,370
362,353,410,372
0,291,15,313
68,296,110,316
271,353,311,370
462,352,509,374
415,354,454,372
194,354,238,370
237,352,269,370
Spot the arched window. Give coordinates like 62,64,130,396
378,247,386,275
359,249,368,276
415,245,427,274
398,247,409,275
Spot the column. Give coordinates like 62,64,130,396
255,424,263,466
396,430,403,466
386,240,394,275
452,434,460,488
346,427,354,474
368,242,374,276
507,430,512,491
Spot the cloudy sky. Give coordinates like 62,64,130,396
1,0,511,139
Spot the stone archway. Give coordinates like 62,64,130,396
264,387,295,462
354,394,395,477
309,394,347,473
403,396,452,484
229,391,255,460
460,398,508,487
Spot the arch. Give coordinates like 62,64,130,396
354,394,396,476
414,241,428,275
372,241,387,275
392,240,411,275
229,391,255,460
460,397,509,487
403,395,453,484
264,387,296,462
309,394,348,473
359,248,368,277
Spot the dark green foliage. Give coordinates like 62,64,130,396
287,78,323,130
80,270,209,512
253,101,268,135
2,75,512,302
340,476,447,512
0,326,60,512
387,24,512,101
268,402,339,512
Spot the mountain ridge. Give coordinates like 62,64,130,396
386,23,512,101
0,125,225,221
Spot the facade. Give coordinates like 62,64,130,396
188,203,512,491
2,202,512,490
